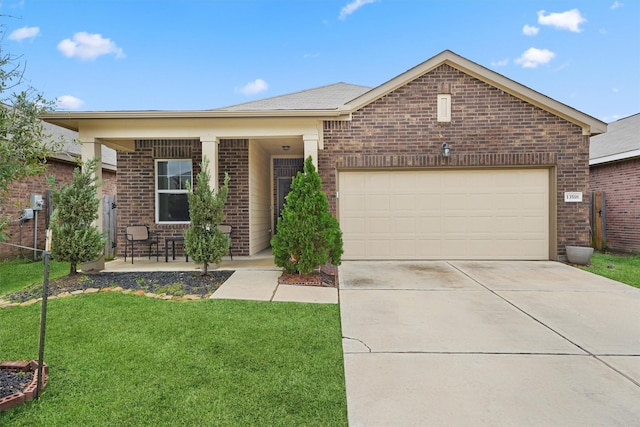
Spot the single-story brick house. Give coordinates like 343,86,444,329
0,121,117,260
42,50,606,265
589,113,639,253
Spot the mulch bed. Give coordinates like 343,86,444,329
278,264,339,288
3,271,234,303
0,370,33,400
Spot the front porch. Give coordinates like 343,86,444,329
102,247,278,273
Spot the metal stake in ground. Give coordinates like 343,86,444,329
36,231,52,399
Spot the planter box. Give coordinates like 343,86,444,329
565,245,594,265
0,361,48,413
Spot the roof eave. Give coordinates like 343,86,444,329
590,149,640,165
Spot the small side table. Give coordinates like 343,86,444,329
164,237,189,262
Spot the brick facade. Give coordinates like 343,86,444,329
589,158,640,253
116,138,250,259
218,139,250,256
319,64,590,257
0,160,116,260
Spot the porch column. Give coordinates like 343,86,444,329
303,134,319,168
80,138,105,271
200,137,219,189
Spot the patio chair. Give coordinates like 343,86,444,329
218,224,233,260
124,225,159,264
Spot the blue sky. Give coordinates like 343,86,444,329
2,0,638,122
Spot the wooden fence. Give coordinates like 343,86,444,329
590,191,606,250
103,195,117,259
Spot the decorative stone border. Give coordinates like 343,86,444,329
0,360,48,412
0,287,205,308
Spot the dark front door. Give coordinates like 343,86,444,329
277,177,293,220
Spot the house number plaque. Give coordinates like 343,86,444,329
564,192,583,202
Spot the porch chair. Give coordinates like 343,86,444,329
218,224,233,260
124,225,159,264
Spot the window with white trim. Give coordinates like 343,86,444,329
155,159,192,223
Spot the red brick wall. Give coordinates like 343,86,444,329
218,139,250,256
116,140,200,257
589,158,640,252
116,139,249,258
320,64,590,258
0,160,116,259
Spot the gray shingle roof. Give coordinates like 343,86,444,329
590,113,640,164
43,121,117,168
215,82,372,111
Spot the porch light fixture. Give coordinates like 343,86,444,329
442,143,451,158
282,145,290,151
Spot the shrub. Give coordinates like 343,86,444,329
271,156,343,274
184,156,230,275
48,158,106,274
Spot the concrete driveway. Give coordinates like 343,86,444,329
339,261,640,426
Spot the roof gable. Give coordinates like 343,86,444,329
590,113,640,164
341,50,606,136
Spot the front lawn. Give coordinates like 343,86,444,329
580,252,640,288
0,259,70,296
0,261,347,426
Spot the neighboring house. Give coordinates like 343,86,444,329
0,121,117,259
42,50,606,262
589,113,640,253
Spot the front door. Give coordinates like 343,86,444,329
276,177,293,228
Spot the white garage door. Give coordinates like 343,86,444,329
339,169,549,260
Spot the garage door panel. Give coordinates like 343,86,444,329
339,169,549,260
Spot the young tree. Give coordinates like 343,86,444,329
48,158,106,275
271,156,343,274
0,38,61,241
184,156,230,275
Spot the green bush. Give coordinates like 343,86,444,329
271,156,343,274
184,156,230,275
48,158,106,274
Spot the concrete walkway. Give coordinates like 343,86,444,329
339,261,640,426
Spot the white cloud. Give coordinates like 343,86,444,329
56,95,84,110
612,87,619,93
57,32,125,60
9,26,40,41
522,25,539,36
303,53,320,59
491,58,509,67
339,0,376,20
239,79,268,96
611,1,623,9
537,9,586,33
515,48,556,68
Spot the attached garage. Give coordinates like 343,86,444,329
339,169,550,260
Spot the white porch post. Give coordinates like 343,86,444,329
80,138,105,271
200,137,219,189
303,134,319,168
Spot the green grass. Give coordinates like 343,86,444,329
580,252,640,288
0,261,347,426
0,259,70,296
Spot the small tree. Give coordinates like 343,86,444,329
48,158,106,275
184,157,230,275
0,38,61,241
271,156,343,274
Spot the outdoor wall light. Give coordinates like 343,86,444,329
282,145,290,151
442,143,451,158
